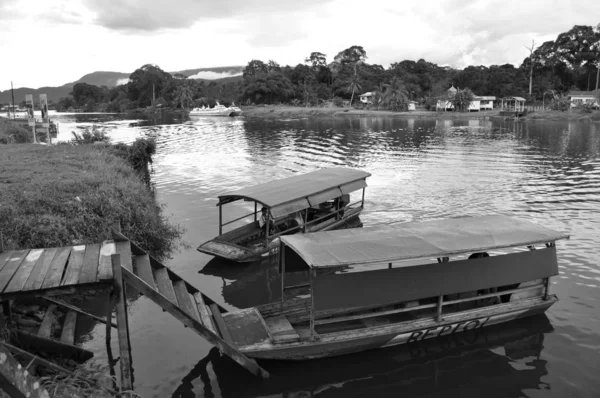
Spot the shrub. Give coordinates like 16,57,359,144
0,122,34,143
333,97,344,107
71,126,110,144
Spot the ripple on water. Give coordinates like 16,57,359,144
50,113,600,398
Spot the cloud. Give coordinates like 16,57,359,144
82,0,332,32
187,71,242,80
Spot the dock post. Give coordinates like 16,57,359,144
111,253,134,392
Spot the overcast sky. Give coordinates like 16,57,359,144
1,0,599,91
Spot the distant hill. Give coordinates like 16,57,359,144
73,71,130,87
0,66,244,103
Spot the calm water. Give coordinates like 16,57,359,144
53,112,600,397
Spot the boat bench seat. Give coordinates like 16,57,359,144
265,315,300,344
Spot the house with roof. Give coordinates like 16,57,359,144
359,92,373,104
436,86,496,111
567,91,599,109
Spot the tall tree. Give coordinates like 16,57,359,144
524,40,537,96
305,52,327,68
347,71,362,107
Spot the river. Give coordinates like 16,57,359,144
53,112,599,398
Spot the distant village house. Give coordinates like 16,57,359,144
359,92,373,104
567,91,599,109
435,86,496,112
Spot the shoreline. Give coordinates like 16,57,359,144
240,105,600,123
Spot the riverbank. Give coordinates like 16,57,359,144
0,143,184,258
241,105,501,119
522,109,600,122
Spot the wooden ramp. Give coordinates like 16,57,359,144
111,229,269,379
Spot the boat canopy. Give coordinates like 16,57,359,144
217,168,371,219
281,215,570,269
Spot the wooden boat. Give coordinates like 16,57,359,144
197,168,371,262
203,215,568,362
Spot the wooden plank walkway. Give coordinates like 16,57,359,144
0,241,116,300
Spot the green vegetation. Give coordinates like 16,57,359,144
0,144,185,261
0,118,33,144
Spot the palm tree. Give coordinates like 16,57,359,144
383,76,409,111
371,82,386,109
175,82,194,110
450,88,474,112
347,74,362,107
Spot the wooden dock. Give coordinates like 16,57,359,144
0,227,269,394
0,240,118,300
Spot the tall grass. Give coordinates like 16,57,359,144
0,144,186,260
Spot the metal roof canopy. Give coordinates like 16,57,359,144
217,168,371,218
281,215,570,269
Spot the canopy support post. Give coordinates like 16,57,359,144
436,295,443,321
254,202,257,222
280,240,286,302
218,204,223,235
309,269,316,341
361,187,365,208
544,277,550,301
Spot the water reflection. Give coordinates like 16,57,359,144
172,315,553,398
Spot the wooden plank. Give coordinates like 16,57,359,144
265,315,300,343
43,297,117,328
121,267,269,379
172,280,200,321
111,254,133,390
38,305,57,338
12,329,93,362
77,243,101,284
22,248,58,291
60,311,77,344
194,292,218,334
97,241,116,281
41,246,72,289
4,249,44,293
153,267,177,304
115,240,133,272
209,303,234,344
134,254,155,289
0,250,13,271
0,344,50,398
0,250,29,292
61,245,86,286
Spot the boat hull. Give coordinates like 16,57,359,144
242,296,557,361
197,209,362,263
189,110,233,116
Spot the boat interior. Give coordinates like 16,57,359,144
216,198,360,250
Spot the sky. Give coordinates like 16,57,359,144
1,0,599,91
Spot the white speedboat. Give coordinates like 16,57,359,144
190,102,233,116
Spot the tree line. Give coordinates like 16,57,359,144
55,24,600,112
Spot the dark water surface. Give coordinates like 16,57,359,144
54,113,600,397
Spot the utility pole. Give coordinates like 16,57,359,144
10,81,15,120
524,40,537,96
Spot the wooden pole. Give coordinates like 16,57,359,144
0,231,4,252
218,204,222,235
436,295,443,321
309,269,316,341
111,253,134,392
280,241,286,302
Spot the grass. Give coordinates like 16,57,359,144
0,143,186,261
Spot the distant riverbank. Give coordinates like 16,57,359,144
241,105,498,119
241,105,600,123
